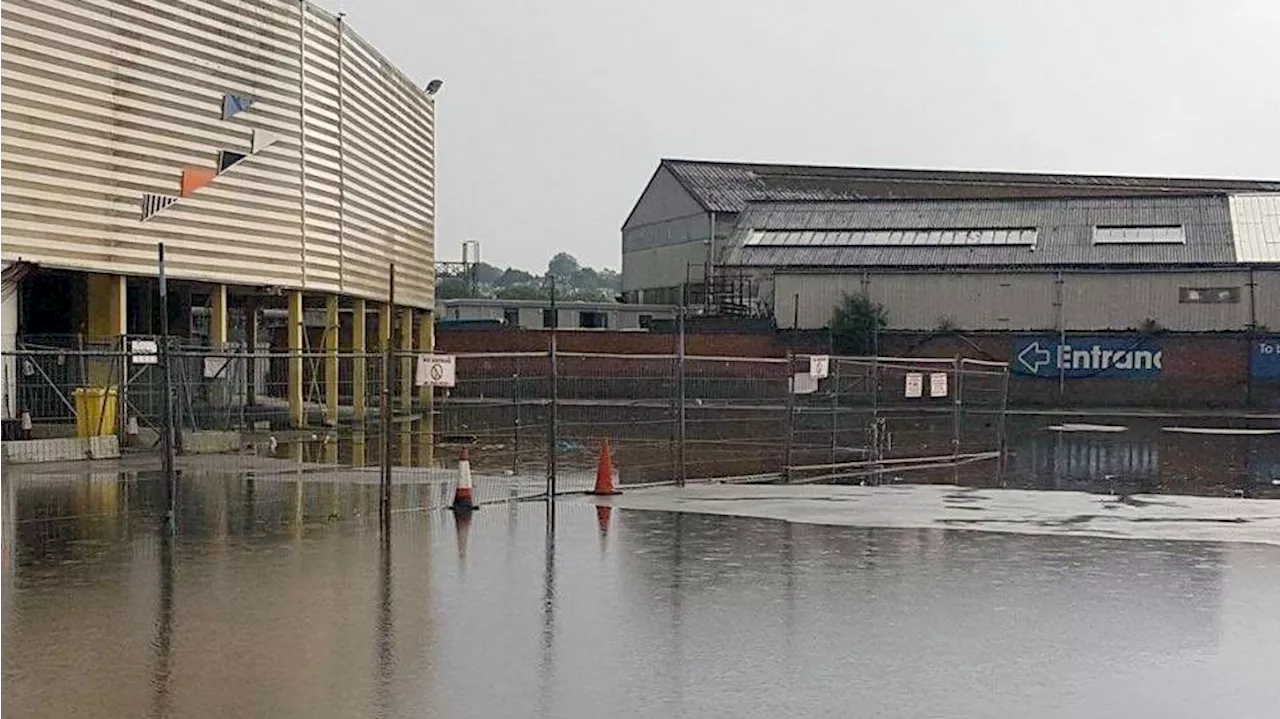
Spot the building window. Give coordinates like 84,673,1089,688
638,314,654,329
579,311,608,329
503,307,519,326
542,309,557,329
1179,287,1241,304
1093,226,1186,244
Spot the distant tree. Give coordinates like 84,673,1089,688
571,266,600,290
830,293,888,356
436,276,470,300
597,268,621,291
496,284,549,301
472,262,503,286
496,267,535,288
547,253,580,285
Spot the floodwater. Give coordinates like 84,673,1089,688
4,467,1279,718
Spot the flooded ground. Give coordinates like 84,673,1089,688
4,462,1280,717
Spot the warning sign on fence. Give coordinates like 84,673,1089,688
130,339,158,364
930,372,949,398
905,373,923,398
416,354,456,388
809,355,830,379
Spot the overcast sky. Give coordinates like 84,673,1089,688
320,0,1280,273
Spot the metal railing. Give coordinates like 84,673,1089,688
3,341,1011,487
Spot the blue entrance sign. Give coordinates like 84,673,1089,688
1012,336,1163,379
1252,338,1280,379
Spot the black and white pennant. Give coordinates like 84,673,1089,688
140,193,179,221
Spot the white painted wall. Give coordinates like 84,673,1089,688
2,287,17,420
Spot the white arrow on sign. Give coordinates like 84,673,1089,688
1017,342,1052,373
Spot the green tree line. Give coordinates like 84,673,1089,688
437,252,620,302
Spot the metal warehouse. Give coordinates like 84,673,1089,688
2,0,439,429
621,159,1280,333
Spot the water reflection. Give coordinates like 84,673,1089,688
2,471,1278,718
150,534,174,719
373,523,394,719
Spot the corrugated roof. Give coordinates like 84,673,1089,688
723,196,1237,267
663,159,1280,214
1228,194,1280,263
745,228,1038,247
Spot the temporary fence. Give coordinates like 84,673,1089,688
4,339,1010,487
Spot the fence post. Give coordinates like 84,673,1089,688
380,264,395,526
830,357,839,469
997,364,1011,483
546,276,558,500
952,356,962,459
157,243,177,534
677,301,686,486
512,357,520,477
784,350,796,482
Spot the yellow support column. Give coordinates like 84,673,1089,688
288,290,304,428
324,295,339,427
83,271,127,422
352,299,367,423
418,310,434,467
210,284,228,349
399,307,414,410
379,302,392,460
86,274,127,339
398,307,414,467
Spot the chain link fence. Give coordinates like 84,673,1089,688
4,339,1010,490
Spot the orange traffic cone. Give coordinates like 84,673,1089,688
590,439,621,496
451,446,476,512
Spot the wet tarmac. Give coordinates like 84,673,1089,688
3,467,1279,718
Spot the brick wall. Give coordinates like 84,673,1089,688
436,328,1278,410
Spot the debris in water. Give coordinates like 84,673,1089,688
1046,423,1128,433
1163,427,1280,436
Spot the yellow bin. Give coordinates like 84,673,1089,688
74,387,119,438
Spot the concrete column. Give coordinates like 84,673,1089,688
324,295,339,427
399,307,414,410
352,299,367,422
288,290,304,428
417,310,434,466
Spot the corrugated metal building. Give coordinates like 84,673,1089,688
621,160,1280,333
1,0,439,427
1,0,436,318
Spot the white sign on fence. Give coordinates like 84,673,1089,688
791,372,818,395
809,355,830,379
416,354,457,388
204,357,229,378
905,373,923,398
930,372,949,397
130,339,158,364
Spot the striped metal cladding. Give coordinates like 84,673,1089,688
0,0,435,308
725,196,1236,268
